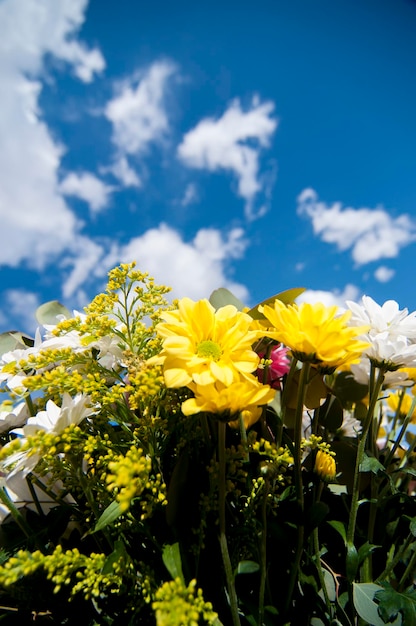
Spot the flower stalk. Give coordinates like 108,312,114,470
218,421,241,626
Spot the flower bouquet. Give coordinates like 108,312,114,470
0,263,415,625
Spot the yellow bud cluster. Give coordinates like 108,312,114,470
152,578,218,626
22,347,76,370
0,545,126,600
106,445,166,517
250,437,294,468
127,365,165,410
0,549,45,586
302,435,335,456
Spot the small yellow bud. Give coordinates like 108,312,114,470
314,450,336,481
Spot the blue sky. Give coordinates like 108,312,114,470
1,0,416,335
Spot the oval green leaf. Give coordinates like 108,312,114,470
209,288,246,311
93,500,122,533
36,300,72,325
353,583,401,626
162,542,185,584
236,560,260,575
247,287,305,320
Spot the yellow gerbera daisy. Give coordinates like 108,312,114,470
154,298,261,388
181,378,275,423
259,300,369,371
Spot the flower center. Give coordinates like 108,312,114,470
196,340,223,361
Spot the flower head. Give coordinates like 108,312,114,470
350,358,416,388
363,333,416,372
346,296,416,339
259,300,369,370
257,344,290,388
181,378,275,425
153,298,260,388
314,450,337,481
20,393,95,438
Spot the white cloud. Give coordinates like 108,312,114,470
296,284,361,310
0,0,105,82
0,0,105,270
60,172,114,213
297,188,416,265
101,156,141,188
4,289,41,334
119,223,250,302
105,60,177,155
61,237,105,299
374,266,395,283
177,97,278,220
180,183,199,207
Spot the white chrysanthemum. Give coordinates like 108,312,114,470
364,334,416,371
20,393,95,438
2,394,95,479
346,296,416,371
0,401,29,434
337,410,362,438
0,473,76,523
350,358,416,388
347,296,416,339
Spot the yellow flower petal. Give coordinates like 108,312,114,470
155,298,260,388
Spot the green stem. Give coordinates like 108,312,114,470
397,542,416,592
280,357,299,427
25,394,36,417
0,486,44,551
258,477,269,626
313,526,332,616
283,360,310,617
218,421,241,626
346,365,385,616
384,395,416,469
376,533,413,584
238,412,249,464
313,481,332,618
346,366,385,546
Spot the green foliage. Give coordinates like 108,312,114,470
376,582,416,624
0,265,414,625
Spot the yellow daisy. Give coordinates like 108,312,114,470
154,298,261,388
181,378,275,423
259,300,369,371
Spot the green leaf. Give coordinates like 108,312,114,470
92,500,123,533
360,454,385,475
0,330,34,356
305,501,330,533
409,516,416,537
102,539,128,575
35,300,71,325
357,541,381,566
317,395,344,431
209,288,246,311
236,560,260,575
352,583,386,626
162,542,185,584
332,371,368,406
327,520,347,545
346,542,359,582
376,582,415,624
321,569,337,603
247,287,306,320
